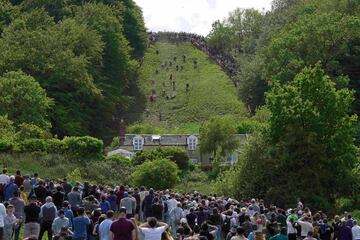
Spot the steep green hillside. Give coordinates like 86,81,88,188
136,42,248,130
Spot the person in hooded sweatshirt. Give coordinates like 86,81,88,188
39,196,57,240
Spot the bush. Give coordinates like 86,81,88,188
0,140,14,152
163,147,190,170
63,136,103,160
105,155,132,166
132,147,190,169
46,139,65,154
126,123,167,134
15,123,50,140
18,139,47,152
237,119,266,134
132,158,179,189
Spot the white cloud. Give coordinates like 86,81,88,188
134,0,272,36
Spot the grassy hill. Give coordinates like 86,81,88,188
132,41,248,132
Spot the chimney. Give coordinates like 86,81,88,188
119,118,125,145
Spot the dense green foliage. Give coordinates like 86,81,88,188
62,136,104,160
207,0,360,114
0,153,135,184
132,147,190,170
0,71,53,129
132,158,179,189
0,0,147,139
216,65,358,210
200,116,239,158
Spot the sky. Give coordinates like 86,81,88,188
133,0,273,36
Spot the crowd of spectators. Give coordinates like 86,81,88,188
0,169,358,240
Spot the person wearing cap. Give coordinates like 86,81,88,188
4,204,16,240
120,192,136,218
72,207,90,240
3,176,18,201
100,195,111,214
9,191,25,240
110,207,136,240
52,209,70,236
23,196,41,239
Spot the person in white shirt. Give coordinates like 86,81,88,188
352,220,360,240
297,216,314,238
0,169,10,185
287,217,297,240
139,217,169,240
0,202,7,239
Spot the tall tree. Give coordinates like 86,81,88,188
200,116,239,159
0,71,53,129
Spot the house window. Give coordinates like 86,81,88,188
228,152,238,165
133,136,144,151
187,135,198,151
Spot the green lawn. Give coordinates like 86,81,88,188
137,42,248,131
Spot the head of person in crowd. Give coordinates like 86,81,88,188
148,217,158,228
77,207,85,216
30,195,37,204
119,207,127,217
58,209,65,218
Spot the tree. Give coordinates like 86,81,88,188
0,115,15,141
117,0,147,57
235,64,358,209
0,9,104,136
207,20,233,53
132,159,179,189
264,12,360,113
0,71,53,129
200,116,239,160
74,3,136,137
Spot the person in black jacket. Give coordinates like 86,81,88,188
52,186,65,209
23,196,41,239
142,189,155,219
151,197,164,221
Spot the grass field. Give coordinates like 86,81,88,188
136,41,248,131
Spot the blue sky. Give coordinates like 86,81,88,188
133,0,272,36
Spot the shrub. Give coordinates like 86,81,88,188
237,119,266,134
126,123,167,134
132,147,190,169
63,136,103,160
46,139,65,154
162,147,190,170
15,123,50,140
132,158,179,189
0,140,14,153
0,115,15,141
18,139,47,152
105,155,132,166
67,168,82,184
